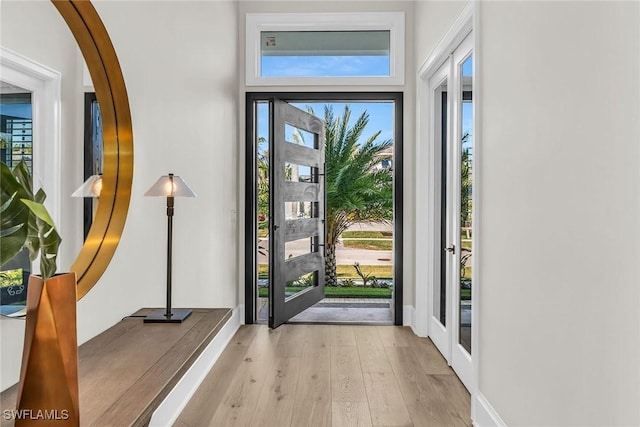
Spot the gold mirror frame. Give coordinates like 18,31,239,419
52,0,133,300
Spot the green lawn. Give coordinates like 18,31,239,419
342,231,386,238
258,286,392,298
343,239,392,250
341,231,393,250
258,264,393,279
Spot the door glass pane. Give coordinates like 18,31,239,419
285,272,317,301
284,201,313,219
256,101,270,321
435,80,447,327
285,124,315,148
261,30,390,78
285,236,316,260
285,163,313,182
459,55,473,354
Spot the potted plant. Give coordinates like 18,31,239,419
0,160,79,426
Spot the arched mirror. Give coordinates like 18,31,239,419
54,0,133,300
0,0,133,307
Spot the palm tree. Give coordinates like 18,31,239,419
323,105,393,285
460,131,472,226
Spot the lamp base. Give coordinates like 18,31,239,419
143,308,192,323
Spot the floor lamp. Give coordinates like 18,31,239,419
144,173,196,323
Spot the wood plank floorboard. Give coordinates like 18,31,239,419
176,325,470,427
385,346,459,426
249,357,301,427
207,327,283,426
332,401,373,426
329,325,357,347
377,325,412,348
426,374,472,426
331,346,367,402
174,326,258,427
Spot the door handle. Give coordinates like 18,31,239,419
445,245,455,254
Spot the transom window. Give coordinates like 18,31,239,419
260,30,390,78
246,12,405,86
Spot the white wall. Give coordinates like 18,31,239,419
478,2,640,424
414,1,640,424
414,0,467,66
85,0,239,329
1,0,239,391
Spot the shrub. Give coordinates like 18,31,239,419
339,278,355,287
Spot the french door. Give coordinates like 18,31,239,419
269,99,326,328
429,33,474,391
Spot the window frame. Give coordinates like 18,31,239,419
245,12,405,86
0,47,61,265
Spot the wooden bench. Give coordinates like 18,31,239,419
0,308,232,427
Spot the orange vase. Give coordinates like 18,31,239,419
15,273,79,426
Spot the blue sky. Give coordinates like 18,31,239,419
257,101,394,155
0,103,32,119
262,55,390,78
292,102,394,143
258,53,473,154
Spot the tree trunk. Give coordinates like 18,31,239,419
325,242,337,286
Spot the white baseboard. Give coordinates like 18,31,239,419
473,392,507,427
148,306,241,427
239,303,245,325
403,305,415,330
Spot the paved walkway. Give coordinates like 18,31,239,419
321,297,391,304
257,297,392,324
258,237,392,266
258,222,394,266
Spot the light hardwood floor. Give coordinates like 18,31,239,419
175,325,470,427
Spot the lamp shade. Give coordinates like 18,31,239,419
144,173,196,198
71,174,103,197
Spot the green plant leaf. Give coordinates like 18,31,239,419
11,160,33,200
0,160,61,280
35,216,61,280
20,199,61,280
21,199,56,228
0,224,28,267
0,165,31,267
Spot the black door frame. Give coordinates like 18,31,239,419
245,92,404,325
